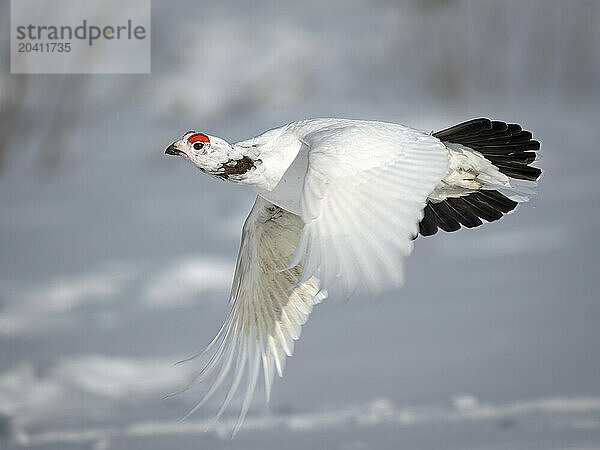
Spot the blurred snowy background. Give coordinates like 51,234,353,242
1,0,600,448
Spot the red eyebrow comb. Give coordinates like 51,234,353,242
187,133,210,144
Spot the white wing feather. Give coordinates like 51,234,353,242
181,196,325,435
181,121,449,433
287,122,450,296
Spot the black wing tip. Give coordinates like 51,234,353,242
418,190,518,238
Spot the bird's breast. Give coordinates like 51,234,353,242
254,144,309,215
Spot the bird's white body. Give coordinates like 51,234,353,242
165,118,541,434
240,120,445,214
230,119,521,214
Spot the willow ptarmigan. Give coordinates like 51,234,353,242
165,117,541,434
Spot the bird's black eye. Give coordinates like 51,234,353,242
193,142,204,150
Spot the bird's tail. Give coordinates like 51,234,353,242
419,118,542,237
433,118,542,182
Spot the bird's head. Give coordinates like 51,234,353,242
165,131,255,180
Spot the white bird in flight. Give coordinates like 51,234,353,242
165,118,541,434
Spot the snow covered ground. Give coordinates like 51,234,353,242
1,0,599,448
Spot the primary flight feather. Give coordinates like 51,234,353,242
164,118,541,434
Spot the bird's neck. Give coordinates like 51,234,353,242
211,144,261,182
231,131,304,193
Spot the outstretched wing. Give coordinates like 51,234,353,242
288,122,450,297
182,196,326,435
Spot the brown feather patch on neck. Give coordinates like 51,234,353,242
215,156,255,180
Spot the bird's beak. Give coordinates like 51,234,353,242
165,142,182,156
